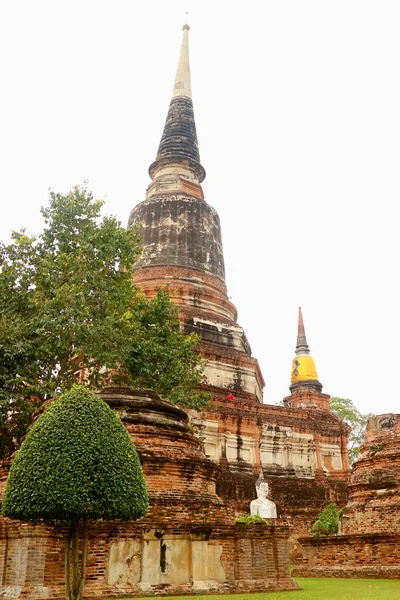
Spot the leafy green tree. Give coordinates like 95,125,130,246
0,185,141,400
0,185,210,458
124,289,210,410
2,385,148,600
311,503,341,536
0,395,36,460
330,396,372,465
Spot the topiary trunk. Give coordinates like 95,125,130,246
65,516,88,600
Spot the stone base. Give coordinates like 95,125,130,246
0,520,298,598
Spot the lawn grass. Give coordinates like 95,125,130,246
293,577,400,599
119,577,400,600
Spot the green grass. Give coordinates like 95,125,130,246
293,578,400,599
120,578,400,600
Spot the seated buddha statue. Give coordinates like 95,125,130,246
250,476,277,519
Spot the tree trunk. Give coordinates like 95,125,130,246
65,524,72,600
65,517,88,600
77,517,88,600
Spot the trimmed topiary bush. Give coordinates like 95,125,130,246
2,385,148,600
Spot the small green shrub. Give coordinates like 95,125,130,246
236,513,268,524
311,503,341,536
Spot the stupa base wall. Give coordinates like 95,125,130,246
294,533,400,579
0,520,298,598
216,468,348,535
195,395,350,537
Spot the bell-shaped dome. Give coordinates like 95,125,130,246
291,354,319,384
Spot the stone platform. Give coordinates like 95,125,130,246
0,519,297,598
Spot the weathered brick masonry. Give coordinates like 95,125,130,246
196,390,349,533
127,26,351,541
294,533,400,579
0,521,297,598
295,413,400,578
0,388,298,597
341,413,400,536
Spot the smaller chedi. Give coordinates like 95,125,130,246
290,307,321,392
250,474,277,519
284,307,330,412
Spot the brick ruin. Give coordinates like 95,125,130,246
341,413,400,537
127,25,351,541
295,413,400,578
129,24,400,582
3,20,389,598
199,392,349,536
190,310,351,538
0,389,297,597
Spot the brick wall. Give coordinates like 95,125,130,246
293,413,400,578
196,390,349,532
131,262,350,536
0,389,298,598
0,519,298,597
294,533,400,579
341,413,400,536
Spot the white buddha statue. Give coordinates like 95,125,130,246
250,475,277,519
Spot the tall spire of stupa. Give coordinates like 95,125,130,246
148,24,205,187
127,23,264,402
290,308,322,393
128,23,225,281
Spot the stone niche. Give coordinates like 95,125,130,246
295,413,400,579
0,388,298,598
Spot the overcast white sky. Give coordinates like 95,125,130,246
1,1,399,416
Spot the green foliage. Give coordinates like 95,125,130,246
311,503,341,537
370,444,383,455
0,395,39,460
125,289,210,410
0,185,140,397
330,396,372,465
0,185,141,456
1,385,148,521
235,513,267,524
0,186,210,458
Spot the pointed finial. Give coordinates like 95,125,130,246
290,307,322,392
184,11,189,29
295,307,310,355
